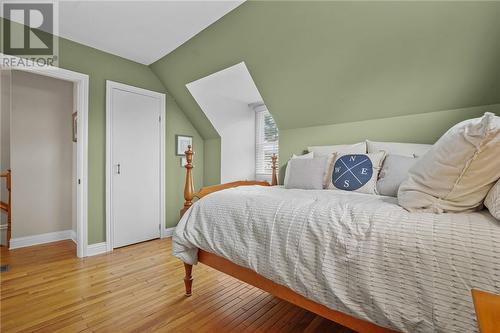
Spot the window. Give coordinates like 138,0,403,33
255,105,278,180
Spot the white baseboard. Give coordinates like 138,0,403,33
163,227,175,238
10,230,74,249
10,228,174,253
86,242,108,256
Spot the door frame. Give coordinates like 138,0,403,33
1,53,89,258
105,80,166,251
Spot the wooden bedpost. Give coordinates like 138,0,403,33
180,145,194,217
184,263,193,297
271,154,278,186
179,146,275,297
180,146,194,297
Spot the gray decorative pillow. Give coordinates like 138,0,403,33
283,152,314,186
377,154,417,197
284,157,327,190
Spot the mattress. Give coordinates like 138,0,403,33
173,186,500,333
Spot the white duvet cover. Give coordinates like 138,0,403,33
173,186,500,333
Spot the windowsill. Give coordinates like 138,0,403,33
255,174,273,182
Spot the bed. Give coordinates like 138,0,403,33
173,146,500,333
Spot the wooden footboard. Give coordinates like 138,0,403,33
180,145,277,216
178,145,396,333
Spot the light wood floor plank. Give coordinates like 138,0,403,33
1,239,355,332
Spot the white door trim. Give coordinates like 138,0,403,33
106,80,166,252
1,53,89,258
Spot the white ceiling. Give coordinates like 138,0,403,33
186,61,263,110
58,1,244,65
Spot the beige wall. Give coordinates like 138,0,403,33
11,71,74,238
0,70,11,244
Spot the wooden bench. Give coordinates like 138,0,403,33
472,289,500,333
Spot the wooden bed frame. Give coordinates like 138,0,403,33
179,145,396,333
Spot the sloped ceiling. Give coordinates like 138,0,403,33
186,62,263,135
57,1,244,65
150,1,500,139
186,62,262,182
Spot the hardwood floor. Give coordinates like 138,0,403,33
0,238,355,333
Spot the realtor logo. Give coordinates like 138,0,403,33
1,1,59,67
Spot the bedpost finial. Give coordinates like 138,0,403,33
182,145,195,217
271,153,278,186
184,145,194,169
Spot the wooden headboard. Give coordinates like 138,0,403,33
181,145,278,217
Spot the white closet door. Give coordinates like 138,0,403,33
109,84,163,248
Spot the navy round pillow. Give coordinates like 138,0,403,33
332,154,373,191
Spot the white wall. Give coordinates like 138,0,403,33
0,70,12,244
221,116,255,182
186,62,262,183
190,90,255,182
11,71,74,238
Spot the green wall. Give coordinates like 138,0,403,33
150,1,500,137
165,95,204,228
2,19,204,242
279,104,500,183
150,1,500,186
62,39,204,240
5,1,500,231
203,138,221,186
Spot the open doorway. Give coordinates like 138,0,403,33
0,58,88,258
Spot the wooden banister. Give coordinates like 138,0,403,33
180,147,279,218
1,170,12,249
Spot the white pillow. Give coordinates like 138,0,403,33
292,152,314,159
377,154,417,197
366,140,432,157
327,151,386,194
398,112,500,213
485,180,500,220
284,157,327,190
283,152,313,186
308,142,366,155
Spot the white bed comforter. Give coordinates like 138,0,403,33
173,186,500,333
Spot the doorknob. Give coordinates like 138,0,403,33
117,163,121,174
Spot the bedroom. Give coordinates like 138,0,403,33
0,1,499,332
